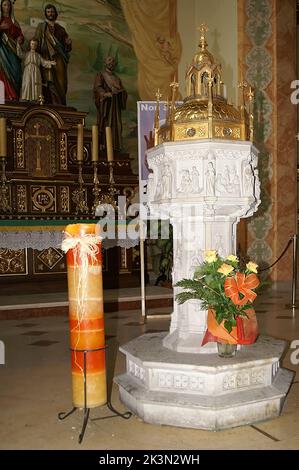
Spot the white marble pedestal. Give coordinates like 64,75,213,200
115,334,294,430
146,140,260,354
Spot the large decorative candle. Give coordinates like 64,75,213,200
105,126,114,162
92,125,99,162
62,224,106,408
0,117,7,157
77,123,84,161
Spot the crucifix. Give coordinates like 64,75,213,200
25,123,51,175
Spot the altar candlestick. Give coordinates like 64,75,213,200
92,125,99,162
77,123,84,161
0,118,7,157
105,126,114,162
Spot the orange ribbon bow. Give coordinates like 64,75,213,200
224,272,260,305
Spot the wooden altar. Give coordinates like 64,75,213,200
0,102,139,288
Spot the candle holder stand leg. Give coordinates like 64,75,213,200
92,161,102,215
58,346,132,444
72,161,89,216
99,162,120,207
0,156,11,213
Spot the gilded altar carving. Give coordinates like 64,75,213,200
0,249,27,275
0,101,138,289
33,248,66,274
36,248,64,270
60,186,70,213
25,117,56,177
69,143,88,164
60,132,68,171
16,185,27,212
0,184,11,213
31,185,56,213
15,129,25,169
120,247,129,272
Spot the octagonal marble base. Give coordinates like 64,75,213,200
115,333,294,431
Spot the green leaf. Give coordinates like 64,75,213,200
215,310,223,324
175,292,201,304
224,320,233,333
175,279,200,289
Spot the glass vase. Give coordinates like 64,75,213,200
217,341,237,358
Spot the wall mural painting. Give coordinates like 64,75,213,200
13,0,139,165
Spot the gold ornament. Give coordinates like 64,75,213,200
156,25,254,144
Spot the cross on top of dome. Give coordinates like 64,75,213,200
197,23,209,49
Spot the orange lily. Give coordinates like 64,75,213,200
224,272,260,305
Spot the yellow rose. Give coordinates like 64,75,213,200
246,261,258,273
226,254,238,263
204,250,218,263
217,263,234,276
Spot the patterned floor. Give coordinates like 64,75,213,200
0,283,298,450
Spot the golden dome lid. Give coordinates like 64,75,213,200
173,98,242,124
153,24,254,145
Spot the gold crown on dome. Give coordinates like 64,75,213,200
154,24,254,145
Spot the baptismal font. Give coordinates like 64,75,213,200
115,25,294,430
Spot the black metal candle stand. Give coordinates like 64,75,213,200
58,345,132,444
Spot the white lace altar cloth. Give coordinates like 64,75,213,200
0,230,140,250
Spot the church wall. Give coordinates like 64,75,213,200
238,0,297,281
177,0,238,104
274,0,297,281
120,0,181,102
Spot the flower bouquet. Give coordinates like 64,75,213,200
175,250,260,349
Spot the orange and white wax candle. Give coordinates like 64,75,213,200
62,224,106,408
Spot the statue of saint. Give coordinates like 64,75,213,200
93,56,127,152
191,166,200,193
178,170,191,193
0,0,24,101
206,161,216,196
243,163,254,196
162,164,172,198
18,39,56,102
34,4,72,105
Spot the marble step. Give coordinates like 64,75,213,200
116,367,294,430
120,333,287,395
